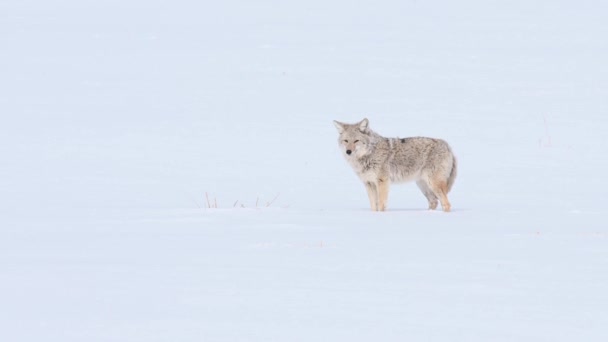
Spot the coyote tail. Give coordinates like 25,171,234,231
447,155,457,193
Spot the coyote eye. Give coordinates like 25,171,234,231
343,140,348,143
354,140,359,143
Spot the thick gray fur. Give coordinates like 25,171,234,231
333,118,457,212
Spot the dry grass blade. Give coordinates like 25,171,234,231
266,193,280,207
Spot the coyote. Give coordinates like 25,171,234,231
333,118,457,212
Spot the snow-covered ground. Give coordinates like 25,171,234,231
1,0,608,341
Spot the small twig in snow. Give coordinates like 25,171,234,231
266,193,281,207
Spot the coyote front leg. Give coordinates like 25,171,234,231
376,178,390,212
365,182,378,211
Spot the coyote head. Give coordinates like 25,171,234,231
333,118,372,158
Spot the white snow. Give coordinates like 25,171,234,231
1,0,608,341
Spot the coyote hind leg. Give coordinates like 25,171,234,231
416,180,438,210
428,179,451,212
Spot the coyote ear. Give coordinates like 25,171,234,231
358,118,369,132
333,120,345,133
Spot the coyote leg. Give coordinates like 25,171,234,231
376,178,390,212
365,182,378,211
416,180,438,210
429,180,451,212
